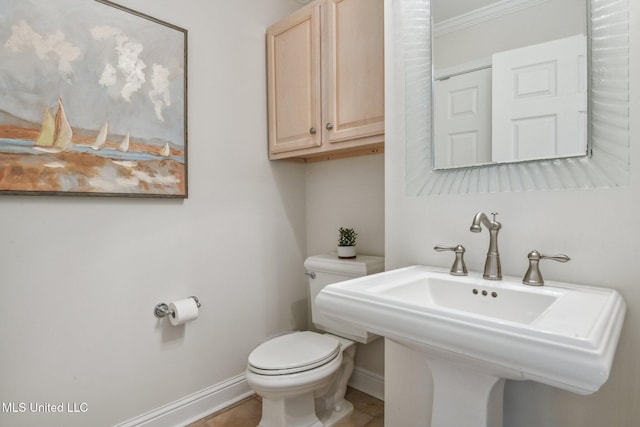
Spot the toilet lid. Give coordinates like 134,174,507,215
248,331,341,375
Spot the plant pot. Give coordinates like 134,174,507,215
337,245,356,259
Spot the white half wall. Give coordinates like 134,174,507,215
385,0,640,425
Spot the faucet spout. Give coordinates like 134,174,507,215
470,212,502,280
470,212,499,232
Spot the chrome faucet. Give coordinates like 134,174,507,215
470,212,502,280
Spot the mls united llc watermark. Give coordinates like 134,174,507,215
2,401,88,414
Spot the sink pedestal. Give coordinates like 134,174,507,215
428,358,505,427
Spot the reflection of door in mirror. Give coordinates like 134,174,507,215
434,68,492,169
492,35,587,163
432,0,587,170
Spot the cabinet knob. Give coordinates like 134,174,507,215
326,123,334,130
309,127,317,135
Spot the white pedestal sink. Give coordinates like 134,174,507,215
316,266,626,427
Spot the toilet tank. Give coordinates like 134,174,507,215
305,253,384,344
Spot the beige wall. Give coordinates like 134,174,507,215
7,0,628,424
305,154,386,382
0,1,306,426
306,155,385,258
0,2,389,425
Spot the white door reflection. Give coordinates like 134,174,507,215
434,67,491,169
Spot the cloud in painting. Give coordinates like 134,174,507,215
91,25,146,102
4,20,81,81
99,63,117,87
149,64,171,122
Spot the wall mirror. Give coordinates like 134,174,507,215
402,0,630,195
432,0,587,170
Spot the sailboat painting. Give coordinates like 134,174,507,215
34,98,74,153
91,122,108,151
0,0,187,197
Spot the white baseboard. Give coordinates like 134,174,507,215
113,374,253,427
348,366,385,401
113,367,384,427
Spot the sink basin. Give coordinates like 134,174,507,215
316,266,626,395
372,275,559,324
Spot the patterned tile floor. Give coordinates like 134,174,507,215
187,387,384,427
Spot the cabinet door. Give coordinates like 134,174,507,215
267,5,322,157
323,0,385,145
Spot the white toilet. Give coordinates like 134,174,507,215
246,253,384,427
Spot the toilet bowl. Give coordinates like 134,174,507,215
246,331,355,427
245,253,384,427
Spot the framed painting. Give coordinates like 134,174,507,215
0,0,187,197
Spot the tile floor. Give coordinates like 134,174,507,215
187,387,384,427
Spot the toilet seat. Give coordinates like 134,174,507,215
248,331,341,376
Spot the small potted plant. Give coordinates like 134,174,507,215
337,227,357,259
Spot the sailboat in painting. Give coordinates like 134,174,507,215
35,109,55,147
118,132,130,152
91,122,108,150
160,143,170,157
34,97,73,152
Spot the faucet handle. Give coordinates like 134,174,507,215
434,244,468,276
522,250,571,286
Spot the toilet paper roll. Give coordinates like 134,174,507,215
169,298,199,326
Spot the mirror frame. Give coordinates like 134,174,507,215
401,0,630,196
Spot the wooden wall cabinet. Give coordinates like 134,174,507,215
266,0,384,161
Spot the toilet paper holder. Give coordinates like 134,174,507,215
154,296,201,319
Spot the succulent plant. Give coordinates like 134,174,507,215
338,227,357,246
